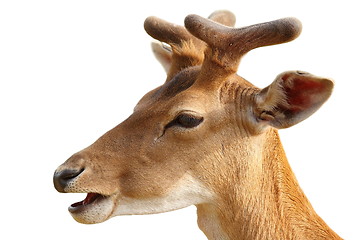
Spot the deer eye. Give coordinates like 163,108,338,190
165,113,204,129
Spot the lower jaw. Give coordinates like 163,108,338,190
67,194,115,224
68,193,106,213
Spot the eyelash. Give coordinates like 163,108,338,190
165,113,204,130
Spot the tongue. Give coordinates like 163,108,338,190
83,193,99,205
71,193,99,208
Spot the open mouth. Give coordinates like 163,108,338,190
68,193,108,213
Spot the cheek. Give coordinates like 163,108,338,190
117,138,201,199
119,163,191,199
119,169,168,198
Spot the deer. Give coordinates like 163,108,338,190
53,10,342,240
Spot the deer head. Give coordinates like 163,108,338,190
54,10,339,239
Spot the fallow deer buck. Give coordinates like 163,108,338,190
53,10,342,240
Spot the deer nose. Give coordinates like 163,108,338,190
53,168,84,193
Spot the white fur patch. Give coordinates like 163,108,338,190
111,173,214,216
197,206,230,240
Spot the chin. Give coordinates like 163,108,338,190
68,193,116,224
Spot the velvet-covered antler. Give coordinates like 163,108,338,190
184,15,302,87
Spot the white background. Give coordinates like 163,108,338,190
1,0,359,239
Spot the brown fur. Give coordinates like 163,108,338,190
54,10,342,239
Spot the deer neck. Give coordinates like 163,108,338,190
196,129,340,240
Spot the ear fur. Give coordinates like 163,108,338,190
255,71,334,129
151,42,172,73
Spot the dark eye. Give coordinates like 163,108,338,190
165,114,204,129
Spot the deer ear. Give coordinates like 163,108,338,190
151,42,172,73
255,71,334,129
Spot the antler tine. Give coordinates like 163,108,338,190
144,11,237,82
144,16,204,82
185,15,302,72
144,16,193,45
144,11,236,47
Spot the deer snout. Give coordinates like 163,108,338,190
53,168,84,193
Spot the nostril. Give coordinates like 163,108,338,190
61,168,84,180
53,168,84,193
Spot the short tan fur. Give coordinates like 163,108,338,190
54,10,341,240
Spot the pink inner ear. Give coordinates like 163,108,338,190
282,74,328,113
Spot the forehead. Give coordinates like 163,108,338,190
154,66,200,99
153,66,254,99
135,65,256,114
134,66,200,113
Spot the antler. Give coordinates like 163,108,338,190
144,11,236,82
184,15,302,86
